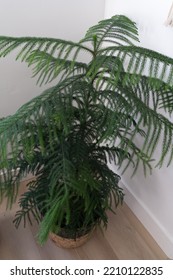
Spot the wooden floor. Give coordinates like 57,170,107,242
0,180,168,260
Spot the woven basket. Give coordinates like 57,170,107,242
49,228,95,249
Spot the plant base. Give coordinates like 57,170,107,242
49,228,95,249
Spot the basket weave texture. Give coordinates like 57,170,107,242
49,228,95,249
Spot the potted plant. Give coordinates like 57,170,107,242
0,15,173,247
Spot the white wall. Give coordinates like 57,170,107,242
105,0,173,258
0,0,105,117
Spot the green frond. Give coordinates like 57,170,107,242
81,15,139,49
13,181,42,228
99,46,173,85
0,35,93,65
26,50,88,85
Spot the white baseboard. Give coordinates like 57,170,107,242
121,181,173,259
